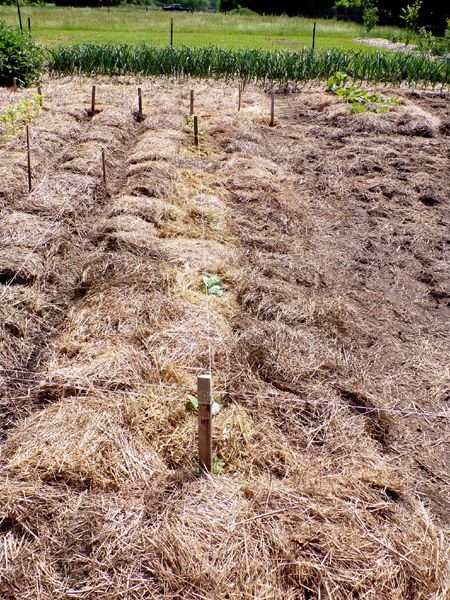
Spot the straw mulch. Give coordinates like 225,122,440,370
0,79,448,599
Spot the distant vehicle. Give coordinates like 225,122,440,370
162,4,190,11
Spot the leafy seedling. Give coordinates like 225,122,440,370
202,275,224,297
185,394,221,416
212,456,225,474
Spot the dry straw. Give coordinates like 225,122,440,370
0,78,448,599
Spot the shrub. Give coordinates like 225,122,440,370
363,4,379,33
0,20,43,87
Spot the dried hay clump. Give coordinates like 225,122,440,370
2,395,168,491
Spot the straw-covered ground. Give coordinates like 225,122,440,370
0,77,449,599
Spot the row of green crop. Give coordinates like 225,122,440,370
46,44,449,88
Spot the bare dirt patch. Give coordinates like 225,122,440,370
0,78,449,598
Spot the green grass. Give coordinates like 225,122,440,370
0,6,402,51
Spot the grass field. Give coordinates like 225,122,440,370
0,6,402,50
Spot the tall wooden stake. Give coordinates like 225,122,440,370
90,85,96,115
27,16,31,33
137,87,143,116
197,374,212,473
312,22,316,50
270,91,275,127
12,77,18,92
16,0,23,33
238,83,242,111
101,148,107,189
190,89,194,116
193,115,199,147
26,126,32,193
170,18,174,47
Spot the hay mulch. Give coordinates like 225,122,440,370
0,78,448,598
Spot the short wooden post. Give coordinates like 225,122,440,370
137,87,143,117
90,85,96,115
170,18,174,47
270,91,275,126
37,85,43,107
27,16,31,33
101,148,107,188
190,89,194,116
26,126,32,193
312,22,316,50
238,83,242,111
197,374,212,473
193,115,199,147
12,77,18,92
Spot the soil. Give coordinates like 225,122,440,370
0,77,449,599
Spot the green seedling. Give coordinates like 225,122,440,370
202,275,224,297
186,394,221,416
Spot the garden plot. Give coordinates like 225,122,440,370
0,77,448,599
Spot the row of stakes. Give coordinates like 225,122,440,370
12,81,279,473
21,83,277,201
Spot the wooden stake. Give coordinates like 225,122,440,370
12,77,18,92
37,85,43,107
197,374,212,473
90,84,96,115
170,18,174,47
26,126,32,193
101,148,107,189
16,0,22,33
27,16,31,33
312,22,316,50
137,87,143,116
190,89,194,116
193,115,199,147
238,83,242,111
270,91,275,127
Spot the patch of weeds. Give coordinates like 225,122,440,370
327,72,398,114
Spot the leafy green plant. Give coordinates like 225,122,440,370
0,95,42,138
212,455,225,473
202,275,224,297
194,454,225,474
327,71,398,113
0,20,43,87
186,394,221,416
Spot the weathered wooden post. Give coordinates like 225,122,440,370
197,374,212,473
190,89,194,116
26,126,32,193
90,85,96,115
193,115,199,147
270,91,275,127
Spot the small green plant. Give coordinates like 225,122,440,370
327,71,398,114
194,455,225,474
212,455,225,473
202,275,224,297
0,95,42,138
186,394,221,416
